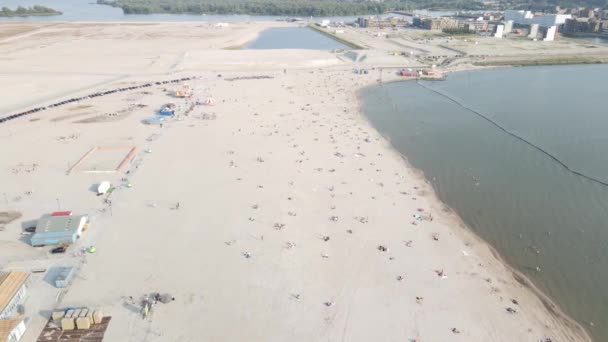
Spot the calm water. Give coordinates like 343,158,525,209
576,36,608,45
244,27,349,50
0,0,361,22
562,34,608,45
412,9,457,17
360,64,608,341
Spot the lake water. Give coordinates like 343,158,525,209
0,0,361,22
575,36,608,45
413,9,457,17
562,34,608,45
360,64,608,341
244,27,349,50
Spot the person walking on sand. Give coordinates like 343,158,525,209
176,202,180,210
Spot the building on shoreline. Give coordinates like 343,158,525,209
356,16,409,28
563,17,608,34
528,23,540,38
409,8,608,39
460,21,498,33
495,24,504,38
544,25,558,41
412,14,498,34
504,10,571,27
417,17,460,30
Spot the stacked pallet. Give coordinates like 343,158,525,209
76,308,90,329
52,308,104,330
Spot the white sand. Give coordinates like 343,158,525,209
0,22,590,342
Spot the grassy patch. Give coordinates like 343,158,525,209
307,24,365,50
474,55,608,66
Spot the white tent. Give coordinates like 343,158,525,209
97,181,111,195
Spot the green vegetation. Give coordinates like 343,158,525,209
419,0,484,10
474,55,608,66
504,0,607,12
97,0,398,16
0,5,62,17
307,24,365,49
97,0,607,15
442,28,476,34
95,0,487,16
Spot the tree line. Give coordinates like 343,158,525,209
95,0,475,15
97,0,412,16
0,5,62,17
97,0,607,16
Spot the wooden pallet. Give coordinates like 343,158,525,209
36,317,111,342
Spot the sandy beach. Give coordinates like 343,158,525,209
0,21,593,341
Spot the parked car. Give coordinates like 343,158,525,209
25,227,36,233
51,246,66,254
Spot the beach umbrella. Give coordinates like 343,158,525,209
204,98,216,105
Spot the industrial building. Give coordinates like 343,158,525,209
558,7,608,35
461,20,497,33
418,17,460,30
563,17,608,33
30,212,88,247
504,20,514,33
495,24,505,38
544,26,558,41
504,10,571,27
413,16,496,33
356,16,408,28
529,23,540,38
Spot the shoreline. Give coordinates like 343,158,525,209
0,13,62,18
473,56,608,66
354,70,592,341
